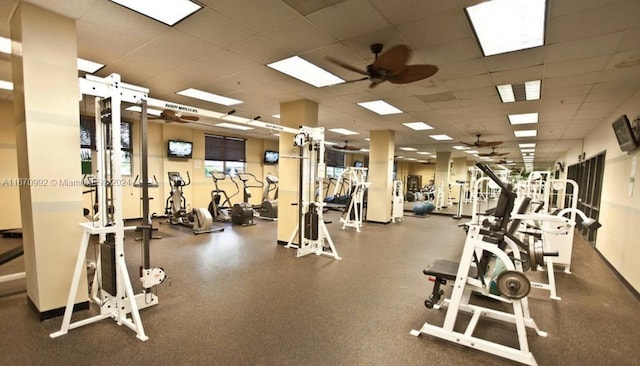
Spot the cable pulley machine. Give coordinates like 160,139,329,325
51,73,165,341
286,127,341,260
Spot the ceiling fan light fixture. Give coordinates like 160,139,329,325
328,128,359,136
466,0,546,56
177,88,243,106
109,0,202,26
267,56,344,88
357,100,403,115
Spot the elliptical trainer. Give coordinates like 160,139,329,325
208,172,235,222
165,171,223,234
259,175,278,220
230,173,257,226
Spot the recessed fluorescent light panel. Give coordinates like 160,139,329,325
323,141,339,146
464,150,479,154
215,123,253,131
497,80,541,103
272,114,280,119
520,148,535,153
403,121,433,130
177,88,243,106
466,0,546,56
267,56,344,88
514,130,537,137
519,143,536,148
417,151,431,155
429,134,453,141
357,100,403,115
328,128,358,136
109,0,202,26
0,80,13,90
508,112,539,125
453,145,470,150
77,58,104,73
399,147,418,151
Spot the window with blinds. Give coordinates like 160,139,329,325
204,134,246,176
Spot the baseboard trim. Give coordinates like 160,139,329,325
28,296,90,322
592,247,640,302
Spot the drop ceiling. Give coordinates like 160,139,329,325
0,0,639,170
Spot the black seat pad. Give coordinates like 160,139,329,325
423,258,477,280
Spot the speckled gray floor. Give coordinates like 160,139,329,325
1,212,639,365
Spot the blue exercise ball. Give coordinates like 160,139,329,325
413,201,435,215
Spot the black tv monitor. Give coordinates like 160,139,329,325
354,160,364,168
264,150,279,164
168,140,193,159
612,115,639,152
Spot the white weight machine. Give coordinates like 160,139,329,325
51,74,165,341
391,180,404,223
339,167,371,232
411,163,548,366
286,127,341,260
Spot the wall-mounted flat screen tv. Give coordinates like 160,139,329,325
168,140,193,158
264,150,279,164
612,114,639,152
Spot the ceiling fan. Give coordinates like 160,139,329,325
497,159,515,165
332,141,361,151
158,109,200,123
461,134,503,148
326,43,438,88
478,147,509,157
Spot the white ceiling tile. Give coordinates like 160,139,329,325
369,0,458,24
307,0,389,41
489,65,544,85
545,32,624,63
396,8,471,48
176,8,256,48
433,58,488,80
547,2,637,44
416,38,482,65
207,0,301,33
485,48,545,72
544,56,610,79
263,18,336,54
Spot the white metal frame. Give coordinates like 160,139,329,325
286,126,341,260
51,74,158,341
411,223,547,366
391,180,404,223
340,167,371,232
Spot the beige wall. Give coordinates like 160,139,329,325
560,90,640,293
0,100,21,230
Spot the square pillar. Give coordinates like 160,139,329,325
11,2,87,318
277,99,318,244
367,130,395,223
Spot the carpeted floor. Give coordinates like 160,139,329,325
1,212,639,365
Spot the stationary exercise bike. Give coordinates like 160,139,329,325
165,171,223,234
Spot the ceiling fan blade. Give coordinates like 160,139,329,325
180,115,199,121
369,80,384,88
389,64,439,84
372,44,409,75
326,56,368,76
